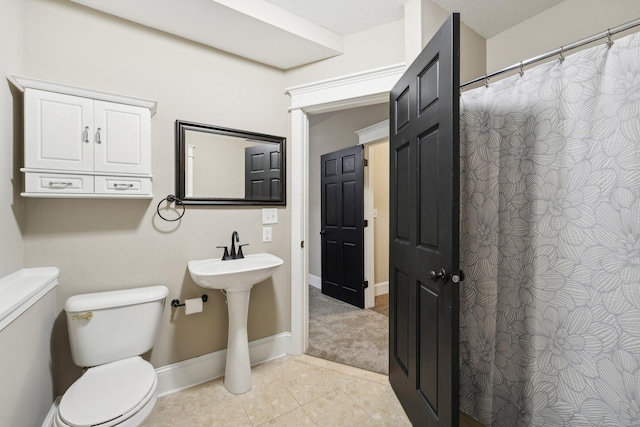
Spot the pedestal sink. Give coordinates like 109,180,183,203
188,253,283,394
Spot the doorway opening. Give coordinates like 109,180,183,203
305,104,390,374
286,62,405,356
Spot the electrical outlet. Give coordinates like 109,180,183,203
262,226,272,242
262,208,278,224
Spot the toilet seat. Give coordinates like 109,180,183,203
57,356,157,427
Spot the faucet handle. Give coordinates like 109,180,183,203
238,244,249,258
216,246,230,260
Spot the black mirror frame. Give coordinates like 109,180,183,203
175,120,286,206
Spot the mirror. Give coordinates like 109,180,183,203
175,120,286,205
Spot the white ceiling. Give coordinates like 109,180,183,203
431,0,565,38
263,0,408,35
69,0,565,69
266,0,565,38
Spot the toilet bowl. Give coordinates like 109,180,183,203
55,286,168,427
55,357,157,427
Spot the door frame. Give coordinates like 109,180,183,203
286,63,405,354
357,120,390,309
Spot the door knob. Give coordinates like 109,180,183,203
429,268,447,282
319,230,326,235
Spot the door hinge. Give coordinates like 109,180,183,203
364,219,368,228
363,280,369,289
363,158,369,167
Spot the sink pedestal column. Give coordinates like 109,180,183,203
224,289,252,394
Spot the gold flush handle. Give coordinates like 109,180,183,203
72,312,93,321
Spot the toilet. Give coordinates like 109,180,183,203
55,285,169,427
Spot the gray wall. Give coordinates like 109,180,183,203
22,0,291,396
308,103,389,278
487,0,640,71
0,0,24,277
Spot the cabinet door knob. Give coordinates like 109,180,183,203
96,127,102,144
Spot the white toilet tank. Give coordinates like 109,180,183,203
65,285,169,367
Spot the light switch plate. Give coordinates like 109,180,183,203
262,208,278,224
262,226,272,242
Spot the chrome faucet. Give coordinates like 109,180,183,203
218,231,248,260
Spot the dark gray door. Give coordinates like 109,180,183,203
320,145,365,309
389,14,461,426
245,144,281,200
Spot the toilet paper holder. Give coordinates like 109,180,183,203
171,294,208,308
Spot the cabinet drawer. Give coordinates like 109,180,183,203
25,173,93,194
94,176,152,195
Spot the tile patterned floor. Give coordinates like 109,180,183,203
142,355,411,426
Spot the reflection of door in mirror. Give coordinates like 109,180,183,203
245,144,281,200
185,130,264,199
176,120,286,205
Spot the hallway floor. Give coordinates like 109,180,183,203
142,354,411,426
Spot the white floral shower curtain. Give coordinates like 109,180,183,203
459,31,640,426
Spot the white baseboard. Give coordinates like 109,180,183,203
308,274,321,289
156,332,291,397
374,281,389,296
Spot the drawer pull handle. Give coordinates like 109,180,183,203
48,181,72,187
113,183,134,189
83,126,90,143
72,312,93,321
96,127,102,144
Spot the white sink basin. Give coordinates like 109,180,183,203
188,253,283,292
187,252,283,395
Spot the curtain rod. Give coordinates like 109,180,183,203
461,17,640,89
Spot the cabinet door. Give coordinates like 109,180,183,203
24,89,94,171
93,101,151,174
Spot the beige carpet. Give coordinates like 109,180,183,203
371,293,389,317
307,286,389,375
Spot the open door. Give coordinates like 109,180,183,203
320,145,366,309
389,14,462,426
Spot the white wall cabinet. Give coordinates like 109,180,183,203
11,76,157,198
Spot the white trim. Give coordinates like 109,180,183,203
0,267,58,332
288,65,403,356
156,332,291,396
308,274,321,289
8,75,158,116
363,145,375,309
290,109,309,356
356,120,390,145
375,281,389,296
361,137,390,309
285,64,405,113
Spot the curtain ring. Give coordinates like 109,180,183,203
559,46,565,63
606,29,614,48
519,62,524,77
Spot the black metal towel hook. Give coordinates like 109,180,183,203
157,194,186,222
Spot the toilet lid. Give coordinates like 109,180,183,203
59,356,156,427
